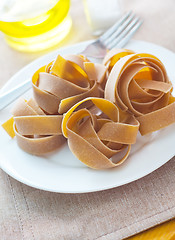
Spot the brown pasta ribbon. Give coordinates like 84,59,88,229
103,48,134,72
62,97,139,169
104,49,175,135
11,98,65,155
32,54,101,114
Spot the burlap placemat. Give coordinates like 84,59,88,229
1,157,175,240
1,0,175,239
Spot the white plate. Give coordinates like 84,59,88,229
0,40,175,193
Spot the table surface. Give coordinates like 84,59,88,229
1,0,175,239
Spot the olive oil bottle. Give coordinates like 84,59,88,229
0,0,71,52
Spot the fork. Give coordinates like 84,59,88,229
0,11,143,111
81,11,143,58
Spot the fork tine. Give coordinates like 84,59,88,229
80,12,142,59
116,20,143,48
107,17,141,49
100,11,132,42
103,13,135,45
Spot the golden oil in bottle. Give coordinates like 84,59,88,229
0,0,72,52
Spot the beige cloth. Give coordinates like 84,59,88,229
0,0,175,239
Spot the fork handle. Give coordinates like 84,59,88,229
0,79,31,110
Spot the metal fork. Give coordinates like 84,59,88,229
0,11,143,111
80,11,143,58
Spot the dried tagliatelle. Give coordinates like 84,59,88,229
2,49,175,169
2,98,66,155
32,54,107,114
104,50,175,135
62,97,139,169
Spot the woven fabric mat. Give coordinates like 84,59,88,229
1,157,175,240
